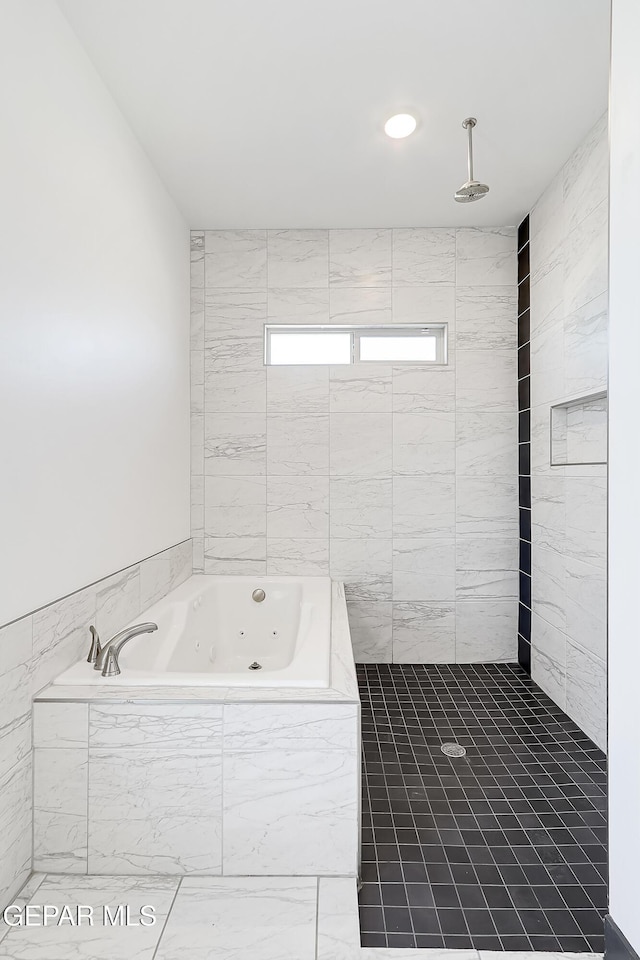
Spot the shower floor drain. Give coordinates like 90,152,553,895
440,742,466,758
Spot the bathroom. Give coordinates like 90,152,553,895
0,0,637,957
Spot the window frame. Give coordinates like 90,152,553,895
264,323,448,366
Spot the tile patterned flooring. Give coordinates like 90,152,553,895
358,663,608,952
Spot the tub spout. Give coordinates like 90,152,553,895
94,622,158,678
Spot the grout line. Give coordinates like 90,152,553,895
151,877,183,960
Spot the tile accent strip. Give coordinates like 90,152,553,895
517,215,531,673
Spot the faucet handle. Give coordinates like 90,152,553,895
87,625,102,664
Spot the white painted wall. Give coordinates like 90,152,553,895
609,0,640,951
0,0,190,626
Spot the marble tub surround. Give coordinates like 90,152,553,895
192,227,519,663
529,112,608,750
32,582,360,878
0,538,192,912
33,700,359,878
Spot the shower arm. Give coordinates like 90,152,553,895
464,118,476,183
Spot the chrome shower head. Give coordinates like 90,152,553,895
454,118,489,203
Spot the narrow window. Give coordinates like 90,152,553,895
264,324,447,365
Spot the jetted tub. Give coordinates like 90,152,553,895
54,575,331,687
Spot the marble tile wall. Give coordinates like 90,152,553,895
32,700,360,878
529,112,608,751
191,228,519,663
0,539,192,909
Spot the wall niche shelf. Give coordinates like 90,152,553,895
550,390,608,466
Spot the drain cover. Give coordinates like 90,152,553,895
248,661,262,671
441,742,466,758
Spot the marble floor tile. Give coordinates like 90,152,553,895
155,877,317,960
317,877,360,960
0,875,178,960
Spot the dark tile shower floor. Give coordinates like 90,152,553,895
357,663,608,951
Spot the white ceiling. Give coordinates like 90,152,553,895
57,0,610,228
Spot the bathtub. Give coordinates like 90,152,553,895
54,575,331,688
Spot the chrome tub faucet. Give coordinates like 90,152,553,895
92,622,158,677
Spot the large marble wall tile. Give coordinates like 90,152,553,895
456,478,518,539
191,475,204,538
392,228,456,285
392,366,455,413
563,199,609,314
32,586,96,694
267,538,329,575
203,537,267,575
456,285,517,349
530,166,564,268
532,546,567,632
531,646,567,711
204,230,267,287
223,748,358,875
329,413,392,477
190,405,204,476
205,288,267,340
34,702,88,749
224,704,358,752
330,287,392,324
0,874,178,960
563,292,608,396
193,538,205,573
531,613,567,709
564,476,607,569
89,704,223,750
329,229,392,287
456,600,518,662
393,413,455,476
204,369,267,413
267,287,330,324
456,227,517,285
393,602,456,663
329,364,392,412
531,475,566,552
139,541,192,611
566,642,607,751
564,556,607,661
0,758,31,911
204,413,266,476
563,113,609,234
266,476,329,538
88,748,222,874
205,335,263,375
393,477,455,538
329,477,392,538
204,476,266,538
267,414,329,475
154,877,317,960
455,538,519,599
190,233,204,351
530,403,554,474
267,229,328,288
0,619,32,780
392,285,456,325
330,539,392,601
347,601,393,662
266,366,329,414
393,539,455,601
96,567,141,640
455,412,517,477
34,748,88,873
455,349,517,411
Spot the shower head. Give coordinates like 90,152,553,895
454,118,489,203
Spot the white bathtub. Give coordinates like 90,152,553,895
54,575,331,688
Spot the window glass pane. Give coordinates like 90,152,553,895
359,335,437,362
269,332,351,365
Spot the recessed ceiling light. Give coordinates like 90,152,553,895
384,114,417,139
